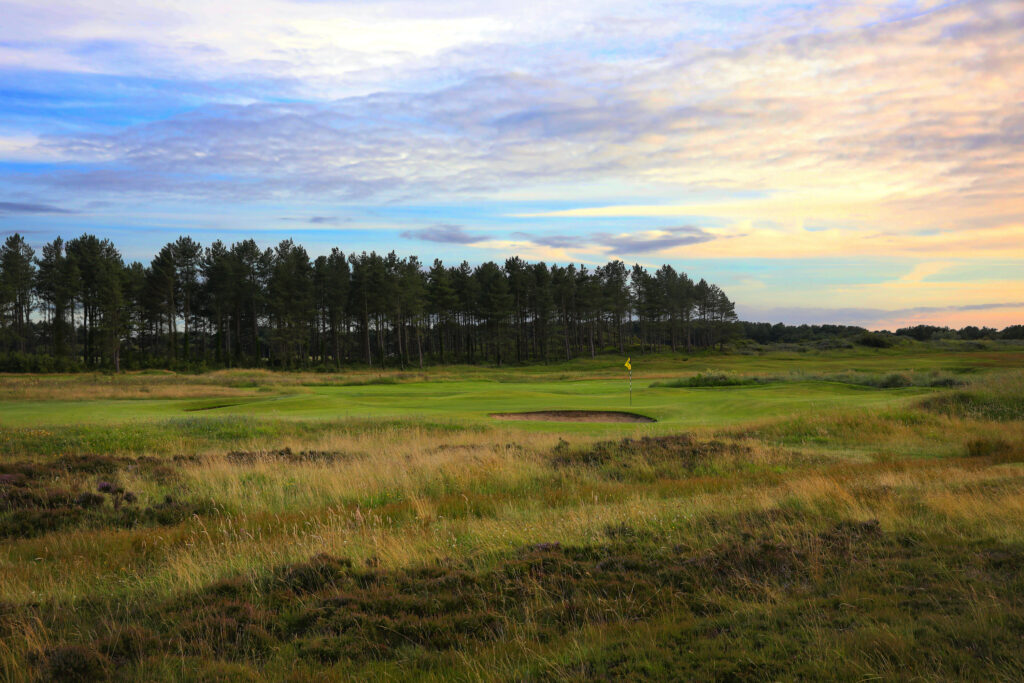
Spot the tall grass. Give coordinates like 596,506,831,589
919,371,1024,421
650,369,967,389
0,416,476,457
650,371,777,387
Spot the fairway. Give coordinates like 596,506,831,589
0,376,932,432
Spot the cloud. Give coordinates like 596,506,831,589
400,224,484,244
511,232,579,249
0,201,75,215
739,301,1024,329
513,212,1024,260
0,0,780,90
512,226,715,254
0,0,513,86
0,229,55,237
5,0,1015,225
605,226,715,253
894,262,954,284
279,215,348,225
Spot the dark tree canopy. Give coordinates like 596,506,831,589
0,230,846,371
0,232,1017,372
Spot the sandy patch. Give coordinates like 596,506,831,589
489,410,655,423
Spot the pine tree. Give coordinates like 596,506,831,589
0,233,36,353
268,240,314,367
172,236,202,363
599,260,630,354
35,237,73,358
473,261,512,365
530,262,554,362
427,259,457,362
147,243,178,362
202,241,234,365
231,240,270,363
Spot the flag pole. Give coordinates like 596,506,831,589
625,357,632,407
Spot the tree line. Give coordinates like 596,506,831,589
0,233,739,371
741,321,1024,345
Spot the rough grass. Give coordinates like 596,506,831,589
0,350,1023,680
0,417,475,457
919,372,1024,421
650,371,778,387
651,369,966,389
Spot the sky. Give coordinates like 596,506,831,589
0,0,1021,329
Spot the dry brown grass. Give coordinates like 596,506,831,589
0,374,263,401
3,420,1023,607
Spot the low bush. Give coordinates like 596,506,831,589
650,372,775,388
921,390,1024,421
856,332,894,348
965,438,1019,459
43,645,110,682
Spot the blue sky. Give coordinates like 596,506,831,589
1,0,1022,328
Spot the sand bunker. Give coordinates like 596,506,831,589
490,410,656,423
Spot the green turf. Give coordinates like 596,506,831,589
0,378,934,432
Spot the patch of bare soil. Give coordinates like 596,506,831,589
490,410,655,423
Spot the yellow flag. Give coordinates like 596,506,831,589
624,358,631,371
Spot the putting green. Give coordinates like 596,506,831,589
0,379,933,433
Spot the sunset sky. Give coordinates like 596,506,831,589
1,0,1021,328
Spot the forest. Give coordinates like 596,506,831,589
0,233,740,371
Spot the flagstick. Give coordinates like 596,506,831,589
629,368,632,407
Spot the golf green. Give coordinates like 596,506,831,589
0,378,932,433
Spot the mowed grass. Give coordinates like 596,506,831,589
1,345,1024,681
0,377,931,434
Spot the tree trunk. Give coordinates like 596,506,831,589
416,324,423,368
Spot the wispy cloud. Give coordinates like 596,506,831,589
894,262,954,285
606,227,715,253
279,215,348,225
7,0,1017,223
740,302,1024,329
512,226,715,253
0,201,75,215
401,224,485,244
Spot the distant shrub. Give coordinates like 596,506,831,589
965,438,1015,459
921,389,1024,422
0,352,84,373
845,371,962,388
341,376,398,386
877,373,912,388
651,372,774,388
826,372,912,388
74,492,105,509
896,325,954,341
926,376,965,388
856,332,894,348
43,645,110,682
813,338,855,350
98,624,160,661
958,326,998,341
277,554,354,593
